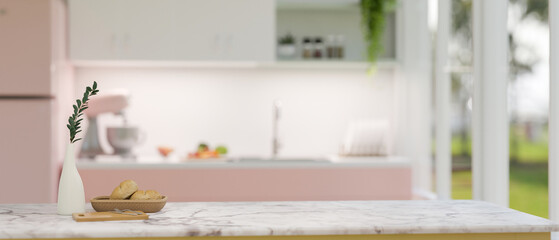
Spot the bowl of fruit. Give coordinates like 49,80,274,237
185,143,228,161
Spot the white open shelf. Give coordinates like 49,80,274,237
277,0,360,10
262,60,398,70
71,59,398,70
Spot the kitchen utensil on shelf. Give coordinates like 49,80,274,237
90,196,167,213
72,210,149,222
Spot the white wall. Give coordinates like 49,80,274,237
75,66,395,159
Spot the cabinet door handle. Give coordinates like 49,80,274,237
225,34,233,54
212,34,221,53
110,33,117,54
122,33,129,54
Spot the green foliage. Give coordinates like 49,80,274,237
360,0,395,63
450,129,549,164
278,33,295,45
452,166,549,218
451,170,472,199
67,81,99,143
511,0,548,22
509,165,548,218
451,0,548,76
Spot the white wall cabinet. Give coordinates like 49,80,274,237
69,0,275,62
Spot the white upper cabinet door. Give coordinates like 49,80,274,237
69,0,127,60
114,0,181,60
170,0,275,61
69,0,275,62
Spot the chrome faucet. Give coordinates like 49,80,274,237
272,99,282,158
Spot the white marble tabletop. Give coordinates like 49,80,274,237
0,200,557,239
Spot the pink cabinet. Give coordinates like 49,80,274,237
78,163,412,202
0,0,58,96
0,0,72,203
0,100,57,203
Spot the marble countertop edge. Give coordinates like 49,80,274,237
3,224,558,239
0,201,557,239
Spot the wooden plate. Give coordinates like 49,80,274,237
73,211,149,222
90,196,167,213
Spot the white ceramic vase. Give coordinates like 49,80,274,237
57,143,85,215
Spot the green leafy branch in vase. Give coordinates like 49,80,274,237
67,81,99,143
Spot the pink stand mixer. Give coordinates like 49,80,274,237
80,90,144,160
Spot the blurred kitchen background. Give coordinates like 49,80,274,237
0,0,552,219
70,0,398,159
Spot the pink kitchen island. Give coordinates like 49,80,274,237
77,156,412,202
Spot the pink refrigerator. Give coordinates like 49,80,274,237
0,0,73,203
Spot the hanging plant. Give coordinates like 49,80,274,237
360,0,396,64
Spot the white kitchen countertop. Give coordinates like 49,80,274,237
0,200,556,238
76,156,411,169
